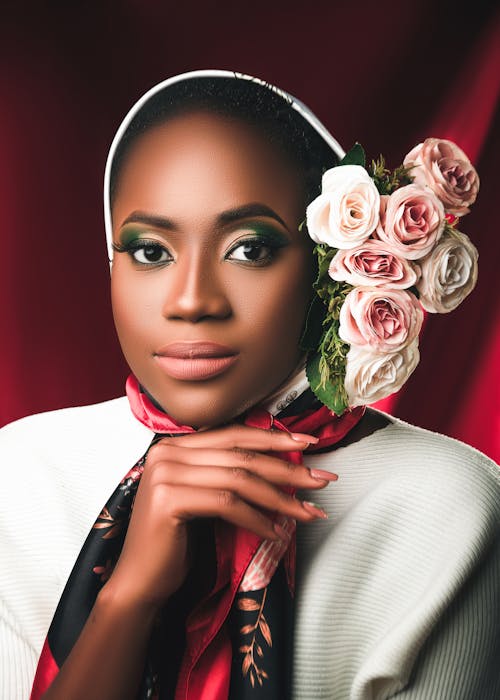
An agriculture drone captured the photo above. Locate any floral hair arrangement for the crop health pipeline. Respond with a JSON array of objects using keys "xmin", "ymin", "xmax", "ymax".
[{"xmin": 300, "ymin": 138, "xmax": 480, "ymax": 414}]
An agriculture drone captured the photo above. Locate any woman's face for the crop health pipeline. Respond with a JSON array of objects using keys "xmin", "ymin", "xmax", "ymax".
[{"xmin": 111, "ymin": 111, "xmax": 315, "ymax": 427}]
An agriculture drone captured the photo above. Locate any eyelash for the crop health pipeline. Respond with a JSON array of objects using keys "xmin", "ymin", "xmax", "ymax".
[
  {"xmin": 111, "ymin": 234, "xmax": 286, "ymax": 267},
  {"xmin": 225, "ymin": 236, "xmax": 286, "ymax": 266},
  {"xmin": 112, "ymin": 239, "xmax": 173, "ymax": 266}
]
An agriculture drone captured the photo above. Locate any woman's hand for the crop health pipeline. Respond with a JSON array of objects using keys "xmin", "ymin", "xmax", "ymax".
[
  {"xmin": 104, "ymin": 425, "xmax": 337, "ymax": 610},
  {"xmin": 43, "ymin": 429, "xmax": 337, "ymax": 700}
]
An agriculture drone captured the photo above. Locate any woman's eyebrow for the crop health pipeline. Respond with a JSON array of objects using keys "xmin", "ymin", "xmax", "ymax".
[
  {"xmin": 120, "ymin": 203, "xmax": 291, "ymax": 233},
  {"xmin": 120, "ymin": 211, "xmax": 177, "ymax": 230},
  {"xmin": 218, "ymin": 203, "xmax": 291, "ymax": 232}
]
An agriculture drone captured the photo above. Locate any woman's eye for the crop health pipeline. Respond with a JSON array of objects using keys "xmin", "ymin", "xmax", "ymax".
[
  {"xmin": 112, "ymin": 239, "xmax": 173, "ymax": 265},
  {"xmin": 131, "ymin": 243, "xmax": 171, "ymax": 264},
  {"xmin": 227, "ymin": 240, "xmax": 274, "ymax": 263}
]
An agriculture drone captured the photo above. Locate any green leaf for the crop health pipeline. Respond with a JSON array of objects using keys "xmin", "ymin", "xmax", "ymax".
[
  {"xmin": 306, "ymin": 353, "xmax": 349, "ymax": 415},
  {"xmin": 339, "ymin": 143, "xmax": 366, "ymax": 168},
  {"xmin": 314, "ymin": 245, "xmax": 337, "ymax": 288},
  {"xmin": 300, "ymin": 296, "xmax": 327, "ymax": 352}
]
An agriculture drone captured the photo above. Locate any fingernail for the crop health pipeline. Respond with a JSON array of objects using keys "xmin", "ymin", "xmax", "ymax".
[
  {"xmin": 290, "ymin": 433, "xmax": 319, "ymax": 444},
  {"xmin": 302, "ymin": 501, "xmax": 328, "ymax": 519},
  {"xmin": 310, "ymin": 469, "xmax": 338, "ymax": 482},
  {"xmin": 274, "ymin": 523, "xmax": 291, "ymax": 542}
]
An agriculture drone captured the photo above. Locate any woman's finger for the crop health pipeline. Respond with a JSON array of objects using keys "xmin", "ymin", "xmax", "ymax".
[
  {"xmin": 147, "ymin": 443, "xmax": 337, "ymax": 489},
  {"xmin": 154, "ymin": 483, "xmax": 287, "ymax": 542},
  {"xmin": 147, "ymin": 461, "xmax": 328, "ymax": 522},
  {"xmin": 155, "ymin": 424, "xmax": 319, "ymax": 452}
]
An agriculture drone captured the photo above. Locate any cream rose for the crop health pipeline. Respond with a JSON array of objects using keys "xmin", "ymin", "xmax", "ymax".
[
  {"xmin": 329, "ymin": 239, "xmax": 418, "ymax": 289},
  {"xmin": 344, "ymin": 339, "xmax": 420, "ymax": 406},
  {"xmin": 339, "ymin": 287, "xmax": 424, "ymax": 353},
  {"xmin": 376, "ymin": 184, "xmax": 445, "ymax": 260},
  {"xmin": 404, "ymin": 138, "xmax": 479, "ymax": 216},
  {"xmin": 306, "ymin": 165, "xmax": 380, "ymax": 248},
  {"xmin": 416, "ymin": 228, "xmax": 478, "ymax": 313}
]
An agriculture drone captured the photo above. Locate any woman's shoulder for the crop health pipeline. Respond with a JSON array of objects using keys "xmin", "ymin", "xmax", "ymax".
[
  {"xmin": 372, "ymin": 408, "xmax": 498, "ymax": 482},
  {"xmin": 340, "ymin": 406, "xmax": 498, "ymax": 473},
  {"xmin": 310, "ymin": 407, "xmax": 500, "ymax": 522},
  {"xmin": 1, "ymin": 395, "xmax": 136, "ymax": 442},
  {"xmin": 0, "ymin": 396, "xmax": 154, "ymax": 509},
  {"xmin": 0, "ymin": 396, "xmax": 154, "ymax": 457}
]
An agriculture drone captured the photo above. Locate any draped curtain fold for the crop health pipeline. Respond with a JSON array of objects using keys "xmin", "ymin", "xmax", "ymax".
[{"xmin": 0, "ymin": 0, "xmax": 498, "ymax": 461}]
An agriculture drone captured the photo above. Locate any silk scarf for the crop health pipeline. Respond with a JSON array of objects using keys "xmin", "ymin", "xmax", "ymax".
[{"xmin": 31, "ymin": 375, "xmax": 364, "ymax": 699}]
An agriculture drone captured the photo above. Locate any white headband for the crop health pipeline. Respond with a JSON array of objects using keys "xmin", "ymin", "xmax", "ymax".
[{"xmin": 103, "ymin": 69, "xmax": 345, "ymax": 264}]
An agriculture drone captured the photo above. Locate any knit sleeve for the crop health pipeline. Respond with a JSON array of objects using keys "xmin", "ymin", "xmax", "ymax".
[
  {"xmin": 294, "ymin": 420, "xmax": 500, "ymax": 700},
  {"xmin": 378, "ymin": 530, "xmax": 500, "ymax": 699},
  {"xmin": 0, "ymin": 603, "xmax": 38, "ymax": 700}
]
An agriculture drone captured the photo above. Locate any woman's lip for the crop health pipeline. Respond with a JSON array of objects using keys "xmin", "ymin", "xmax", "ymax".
[
  {"xmin": 155, "ymin": 341, "xmax": 237, "ymax": 359},
  {"xmin": 154, "ymin": 355, "xmax": 238, "ymax": 381}
]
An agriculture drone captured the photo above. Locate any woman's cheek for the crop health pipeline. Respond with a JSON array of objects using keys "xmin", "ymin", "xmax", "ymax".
[{"xmin": 111, "ymin": 273, "xmax": 151, "ymax": 355}]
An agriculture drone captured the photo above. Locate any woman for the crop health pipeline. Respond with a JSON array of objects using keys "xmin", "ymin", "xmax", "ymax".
[{"xmin": 1, "ymin": 70, "xmax": 499, "ymax": 700}]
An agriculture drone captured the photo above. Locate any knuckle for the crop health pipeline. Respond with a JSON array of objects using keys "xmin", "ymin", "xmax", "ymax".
[
  {"xmin": 217, "ymin": 490, "xmax": 237, "ymax": 509},
  {"xmin": 146, "ymin": 441, "xmax": 172, "ymax": 463},
  {"xmin": 145, "ymin": 443, "xmax": 161, "ymax": 463},
  {"xmin": 150, "ymin": 461, "xmax": 174, "ymax": 484},
  {"xmin": 149, "ymin": 483, "xmax": 175, "ymax": 511},
  {"xmin": 155, "ymin": 436, "xmax": 175, "ymax": 449},
  {"xmin": 230, "ymin": 467, "xmax": 248, "ymax": 481},
  {"xmin": 233, "ymin": 448, "xmax": 256, "ymax": 465}
]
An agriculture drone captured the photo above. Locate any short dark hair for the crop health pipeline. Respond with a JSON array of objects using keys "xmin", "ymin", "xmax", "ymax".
[{"xmin": 109, "ymin": 76, "xmax": 339, "ymax": 207}]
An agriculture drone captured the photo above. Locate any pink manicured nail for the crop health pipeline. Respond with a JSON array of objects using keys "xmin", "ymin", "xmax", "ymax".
[
  {"xmin": 310, "ymin": 469, "xmax": 338, "ymax": 482},
  {"xmin": 274, "ymin": 523, "xmax": 291, "ymax": 542},
  {"xmin": 302, "ymin": 501, "xmax": 328, "ymax": 519},
  {"xmin": 290, "ymin": 433, "xmax": 319, "ymax": 444}
]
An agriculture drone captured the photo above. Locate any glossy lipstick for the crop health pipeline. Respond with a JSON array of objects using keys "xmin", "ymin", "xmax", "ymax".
[{"xmin": 154, "ymin": 342, "xmax": 238, "ymax": 381}]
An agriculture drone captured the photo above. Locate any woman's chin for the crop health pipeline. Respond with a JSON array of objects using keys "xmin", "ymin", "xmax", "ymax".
[
  {"xmin": 159, "ymin": 405, "xmax": 244, "ymax": 431},
  {"xmin": 136, "ymin": 357, "xmax": 304, "ymax": 429},
  {"xmin": 146, "ymin": 386, "xmax": 270, "ymax": 431}
]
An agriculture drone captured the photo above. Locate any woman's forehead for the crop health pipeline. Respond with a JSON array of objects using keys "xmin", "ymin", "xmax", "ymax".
[
  {"xmin": 111, "ymin": 112, "xmax": 307, "ymax": 229},
  {"xmin": 118, "ymin": 109, "xmax": 300, "ymax": 166}
]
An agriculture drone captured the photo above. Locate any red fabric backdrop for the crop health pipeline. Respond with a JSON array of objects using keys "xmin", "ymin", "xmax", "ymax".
[{"xmin": 1, "ymin": 1, "xmax": 498, "ymax": 461}]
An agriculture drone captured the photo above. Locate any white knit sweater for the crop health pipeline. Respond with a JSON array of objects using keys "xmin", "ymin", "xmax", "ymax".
[{"xmin": 1, "ymin": 396, "xmax": 499, "ymax": 699}]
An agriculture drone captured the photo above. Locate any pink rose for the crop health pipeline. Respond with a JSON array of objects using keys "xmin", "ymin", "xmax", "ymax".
[
  {"xmin": 417, "ymin": 228, "xmax": 478, "ymax": 313},
  {"xmin": 404, "ymin": 138, "xmax": 479, "ymax": 216},
  {"xmin": 376, "ymin": 184, "xmax": 445, "ymax": 260},
  {"xmin": 339, "ymin": 287, "xmax": 424, "ymax": 353},
  {"xmin": 344, "ymin": 340, "xmax": 420, "ymax": 406},
  {"xmin": 306, "ymin": 165, "xmax": 380, "ymax": 248},
  {"xmin": 329, "ymin": 239, "xmax": 418, "ymax": 289}
]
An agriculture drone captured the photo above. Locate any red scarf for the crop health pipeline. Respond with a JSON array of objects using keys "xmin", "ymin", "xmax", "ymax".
[{"xmin": 31, "ymin": 376, "xmax": 364, "ymax": 699}]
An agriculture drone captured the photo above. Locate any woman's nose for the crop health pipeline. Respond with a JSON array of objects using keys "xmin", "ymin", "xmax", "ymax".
[{"xmin": 161, "ymin": 251, "xmax": 232, "ymax": 323}]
